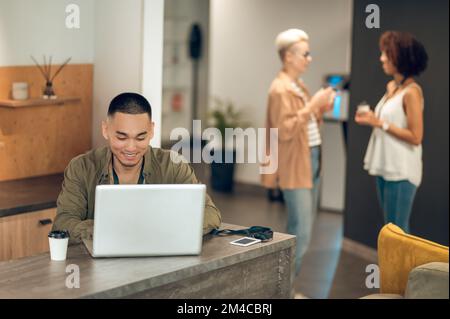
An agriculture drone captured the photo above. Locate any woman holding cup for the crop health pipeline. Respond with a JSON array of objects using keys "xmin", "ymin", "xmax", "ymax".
[
  {"xmin": 262, "ymin": 29, "xmax": 335, "ymax": 276},
  {"xmin": 355, "ymin": 31, "xmax": 428, "ymax": 233}
]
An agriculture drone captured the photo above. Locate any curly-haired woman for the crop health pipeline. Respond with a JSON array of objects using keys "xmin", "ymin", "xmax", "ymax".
[{"xmin": 355, "ymin": 31, "xmax": 428, "ymax": 233}]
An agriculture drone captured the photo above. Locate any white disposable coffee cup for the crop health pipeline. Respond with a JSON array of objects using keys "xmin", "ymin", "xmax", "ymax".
[
  {"xmin": 48, "ymin": 230, "xmax": 70, "ymax": 261},
  {"xmin": 357, "ymin": 104, "xmax": 370, "ymax": 114}
]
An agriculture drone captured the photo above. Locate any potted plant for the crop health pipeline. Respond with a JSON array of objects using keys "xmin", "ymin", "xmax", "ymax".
[{"xmin": 207, "ymin": 97, "xmax": 249, "ymax": 192}]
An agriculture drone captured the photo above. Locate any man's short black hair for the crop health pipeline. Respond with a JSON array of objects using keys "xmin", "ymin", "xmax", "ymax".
[{"xmin": 108, "ymin": 92, "xmax": 152, "ymax": 119}]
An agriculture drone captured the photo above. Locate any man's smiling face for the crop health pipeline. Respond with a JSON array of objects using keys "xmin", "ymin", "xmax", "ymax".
[{"xmin": 102, "ymin": 112, "xmax": 154, "ymax": 168}]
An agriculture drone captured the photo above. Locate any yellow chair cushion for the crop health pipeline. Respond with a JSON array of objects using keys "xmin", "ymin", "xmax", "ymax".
[{"xmin": 378, "ymin": 223, "xmax": 449, "ymax": 295}]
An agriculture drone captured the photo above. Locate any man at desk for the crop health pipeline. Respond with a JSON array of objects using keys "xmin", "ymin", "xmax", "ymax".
[{"xmin": 53, "ymin": 92, "xmax": 222, "ymax": 244}]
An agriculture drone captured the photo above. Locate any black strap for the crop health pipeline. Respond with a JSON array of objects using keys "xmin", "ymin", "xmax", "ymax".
[{"xmin": 210, "ymin": 226, "xmax": 273, "ymax": 242}]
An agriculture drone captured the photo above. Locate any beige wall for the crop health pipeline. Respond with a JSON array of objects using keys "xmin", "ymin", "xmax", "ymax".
[
  {"xmin": 0, "ymin": 0, "xmax": 94, "ymax": 66},
  {"xmin": 92, "ymin": 0, "xmax": 164, "ymax": 148}
]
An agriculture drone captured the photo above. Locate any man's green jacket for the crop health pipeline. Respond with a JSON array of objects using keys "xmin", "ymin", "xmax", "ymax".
[{"xmin": 52, "ymin": 146, "xmax": 222, "ymax": 244}]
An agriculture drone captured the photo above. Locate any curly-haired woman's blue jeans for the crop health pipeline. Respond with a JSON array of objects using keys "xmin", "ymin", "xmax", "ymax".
[
  {"xmin": 375, "ymin": 176, "xmax": 417, "ymax": 233},
  {"xmin": 282, "ymin": 146, "xmax": 321, "ymax": 276}
]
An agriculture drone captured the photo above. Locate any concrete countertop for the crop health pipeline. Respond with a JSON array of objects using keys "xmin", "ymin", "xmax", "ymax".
[{"xmin": 0, "ymin": 223, "xmax": 295, "ymax": 299}]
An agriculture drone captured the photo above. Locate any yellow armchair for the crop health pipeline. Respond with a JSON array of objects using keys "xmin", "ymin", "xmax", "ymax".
[{"xmin": 378, "ymin": 223, "xmax": 449, "ymax": 296}]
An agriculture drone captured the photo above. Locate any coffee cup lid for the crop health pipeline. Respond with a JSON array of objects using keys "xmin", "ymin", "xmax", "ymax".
[{"xmin": 48, "ymin": 230, "xmax": 70, "ymax": 239}]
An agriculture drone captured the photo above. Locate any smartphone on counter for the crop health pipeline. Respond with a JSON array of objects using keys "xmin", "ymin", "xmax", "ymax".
[{"xmin": 229, "ymin": 237, "xmax": 261, "ymax": 247}]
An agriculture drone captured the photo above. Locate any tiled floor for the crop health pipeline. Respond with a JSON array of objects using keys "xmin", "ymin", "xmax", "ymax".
[
  {"xmin": 328, "ymin": 250, "xmax": 378, "ymax": 299},
  {"xmin": 193, "ymin": 163, "xmax": 376, "ymax": 299}
]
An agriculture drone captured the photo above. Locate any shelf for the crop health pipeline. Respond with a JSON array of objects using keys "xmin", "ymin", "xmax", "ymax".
[{"xmin": 0, "ymin": 96, "xmax": 81, "ymax": 108}]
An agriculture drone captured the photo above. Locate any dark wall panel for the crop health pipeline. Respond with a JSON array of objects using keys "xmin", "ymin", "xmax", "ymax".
[{"xmin": 345, "ymin": 0, "xmax": 449, "ymax": 248}]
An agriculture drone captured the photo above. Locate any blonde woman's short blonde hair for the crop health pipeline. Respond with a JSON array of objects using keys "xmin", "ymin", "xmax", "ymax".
[{"xmin": 275, "ymin": 28, "xmax": 309, "ymax": 61}]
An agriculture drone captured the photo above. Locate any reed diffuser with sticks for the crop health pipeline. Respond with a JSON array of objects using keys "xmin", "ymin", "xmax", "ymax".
[{"xmin": 30, "ymin": 55, "xmax": 71, "ymax": 99}]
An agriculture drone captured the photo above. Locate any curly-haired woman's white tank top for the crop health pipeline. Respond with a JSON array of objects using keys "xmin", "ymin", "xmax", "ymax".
[{"xmin": 363, "ymin": 83, "xmax": 423, "ymax": 186}]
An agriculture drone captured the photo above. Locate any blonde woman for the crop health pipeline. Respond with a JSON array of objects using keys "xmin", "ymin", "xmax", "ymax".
[{"xmin": 262, "ymin": 29, "xmax": 335, "ymax": 275}]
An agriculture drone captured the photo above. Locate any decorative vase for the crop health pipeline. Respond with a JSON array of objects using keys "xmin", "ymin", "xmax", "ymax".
[
  {"xmin": 31, "ymin": 55, "xmax": 71, "ymax": 99},
  {"xmin": 43, "ymin": 81, "xmax": 56, "ymax": 99}
]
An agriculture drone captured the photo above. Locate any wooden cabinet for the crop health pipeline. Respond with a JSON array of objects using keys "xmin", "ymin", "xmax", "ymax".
[{"xmin": 0, "ymin": 208, "xmax": 56, "ymax": 261}]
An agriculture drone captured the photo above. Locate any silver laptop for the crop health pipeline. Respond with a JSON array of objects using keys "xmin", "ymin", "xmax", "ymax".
[{"xmin": 83, "ymin": 184, "xmax": 206, "ymax": 257}]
